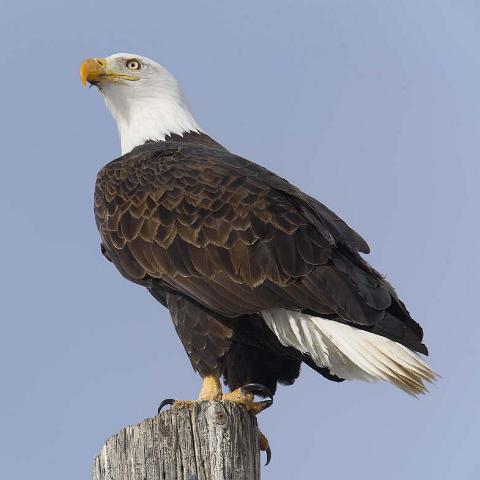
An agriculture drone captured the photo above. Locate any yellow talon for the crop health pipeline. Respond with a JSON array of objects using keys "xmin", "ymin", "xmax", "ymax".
[
  {"xmin": 222, "ymin": 383, "xmax": 273, "ymax": 415},
  {"xmin": 222, "ymin": 388, "xmax": 270, "ymax": 415}
]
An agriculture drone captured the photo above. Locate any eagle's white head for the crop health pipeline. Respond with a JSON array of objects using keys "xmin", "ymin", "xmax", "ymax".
[{"xmin": 80, "ymin": 53, "xmax": 202, "ymax": 154}]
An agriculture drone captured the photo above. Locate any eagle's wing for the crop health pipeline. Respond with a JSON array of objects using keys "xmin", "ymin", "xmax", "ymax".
[{"xmin": 95, "ymin": 142, "xmax": 425, "ymax": 354}]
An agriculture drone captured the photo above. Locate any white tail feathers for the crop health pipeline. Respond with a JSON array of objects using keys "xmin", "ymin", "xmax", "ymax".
[{"xmin": 262, "ymin": 308, "xmax": 437, "ymax": 396}]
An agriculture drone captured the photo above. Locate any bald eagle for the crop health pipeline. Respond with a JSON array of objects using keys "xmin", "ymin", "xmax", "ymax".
[{"xmin": 81, "ymin": 53, "xmax": 436, "ymax": 457}]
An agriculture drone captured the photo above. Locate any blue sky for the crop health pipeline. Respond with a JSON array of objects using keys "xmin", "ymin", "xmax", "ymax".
[{"xmin": 1, "ymin": 1, "xmax": 479, "ymax": 478}]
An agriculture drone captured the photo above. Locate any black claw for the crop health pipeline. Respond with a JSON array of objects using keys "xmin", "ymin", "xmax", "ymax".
[
  {"xmin": 265, "ymin": 446, "xmax": 272, "ymax": 466},
  {"xmin": 157, "ymin": 398, "xmax": 175, "ymax": 414},
  {"xmin": 257, "ymin": 399, "xmax": 273, "ymax": 411},
  {"xmin": 240, "ymin": 383, "xmax": 273, "ymax": 400}
]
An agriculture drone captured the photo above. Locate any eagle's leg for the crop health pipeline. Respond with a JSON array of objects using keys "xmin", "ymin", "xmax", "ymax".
[{"xmin": 198, "ymin": 374, "xmax": 223, "ymax": 400}]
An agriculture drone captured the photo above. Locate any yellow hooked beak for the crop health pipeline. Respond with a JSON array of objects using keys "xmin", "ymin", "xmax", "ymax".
[{"xmin": 80, "ymin": 57, "xmax": 140, "ymax": 86}]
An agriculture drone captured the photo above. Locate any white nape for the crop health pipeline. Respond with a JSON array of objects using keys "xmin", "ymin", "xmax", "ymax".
[{"xmin": 262, "ymin": 308, "xmax": 437, "ymax": 396}]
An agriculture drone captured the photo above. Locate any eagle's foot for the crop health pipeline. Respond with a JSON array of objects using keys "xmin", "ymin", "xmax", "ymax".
[
  {"xmin": 157, "ymin": 379, "xmax": 273, "ymax": 416},
  {"xmin": 259, "ymin": 430, "xmax": 272, "ymax": 466},
  {"xmin": 222, "ymin": 383, "xmax": 273, "ymax": 415}
]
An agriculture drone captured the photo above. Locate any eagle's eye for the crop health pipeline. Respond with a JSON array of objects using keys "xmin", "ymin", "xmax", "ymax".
[{"xmin": 126, "ymin": 59, "xmax": 141, "ymax": 71}]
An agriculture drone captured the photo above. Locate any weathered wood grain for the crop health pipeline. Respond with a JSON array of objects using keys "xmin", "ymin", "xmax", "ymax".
[{"xmin": 92, "ymin": 401, "xmax": 260, "ymax": 480}]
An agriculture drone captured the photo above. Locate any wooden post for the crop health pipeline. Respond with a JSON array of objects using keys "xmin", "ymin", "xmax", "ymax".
[{"xmin": 92, "ymin": 401, "xmax": 261, "ymax": 480}]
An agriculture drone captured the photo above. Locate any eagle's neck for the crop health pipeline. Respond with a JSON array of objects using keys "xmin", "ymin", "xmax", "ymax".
[{"xmin": 103, "ymin": 87, "xmax": 202, "ymax": 155}]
